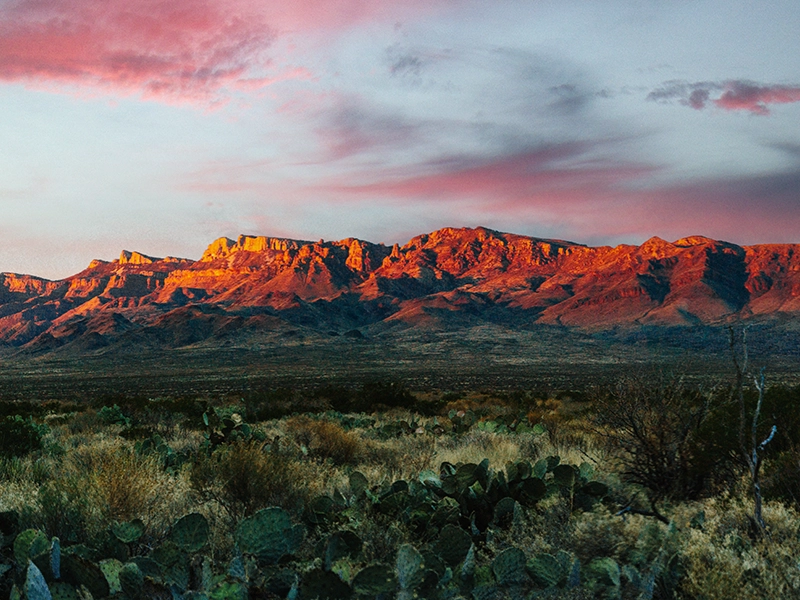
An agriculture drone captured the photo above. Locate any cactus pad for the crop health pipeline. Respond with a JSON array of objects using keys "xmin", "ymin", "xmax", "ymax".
[
  {"xmin": 235, "ymin": 507, "xmax": 304, "ymax": 565},
  {"xmin": 47, "ymin": 583, "xmax": 80, "ymax": 600},
  {"xmin": 586, "ymin": 557, "xmax": 621, "ymax": 588},
  {"xmin": 352, "ymin": 564, "xmax": 396, "ymax": 596},
  {"xmin": 119, "ymin": 562, "xmax": 144, "ymax": 598},
  {"xmin": 111, "ymin": 519, "xmax": 145, "ymax": 544},
  {"xmin": 515, "ymin": 477, "xmax": 546, "ymax": 506},
  {"xmin": 99, "ymin": 559, "xmax": 124, "ymax": 595},
  {"xmin": 61, "ymin": 554, "xmax": 110, "ymax": 600},
  {"xmin": 324, "ymin": 531, "xmax": 363, "ymax": 570},
  {"xmin": 527, "ymin": 553, "xmax": 565, "ymax": 588},
  {"xmin": 492, "ymin": 547, "xmax": 529, "ymax": 587},
  {"xmin": 14, "ymin": 529, "xmax": 49, "ymax": 565},
  {"xmin": 208, "ymin": 580, "xmax": 248, "ymax": 600},
  {"xmin": 348, "ymin": 471, "xmax": 368, "ymax": 498},
  {"xmin": 169, "ymin": 513, "xmax": 209, "ymax": 553},
  {"xmin": 395, "ymin": 544, "xmax": 424, "ymax": 591},
  {"xmin": 552, "ymin": 465, "xmax": 577, "ymax": 489},
  {"xmin": 25, "ymin": 561, "xmax": 52, "ymax": 600},
  {"xmin": 432, "ymin": 524, "xmax": 472, "ymax": 567}
]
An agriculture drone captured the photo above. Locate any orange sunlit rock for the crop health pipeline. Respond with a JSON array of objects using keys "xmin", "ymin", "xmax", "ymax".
[{"xmin": 1, "ymin": 226, "xmax": 799, "ymax": 350}]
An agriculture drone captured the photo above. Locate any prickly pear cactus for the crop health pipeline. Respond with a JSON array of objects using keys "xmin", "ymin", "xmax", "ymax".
[
  {"xmin": 586, "ymin": 556, "xmax": 621, "ymax": 594},
  {"xmin": 14, "ymin": 529, "xmax": 49, "ymax": 565},
  {"xmin": 298, "ymin": 568, "xmax": 351, "ymax": 600},
  {"xmin": 150, "ymin": 541, "xmax": 190, "ymax": 590},
  {"xmin": 515, "ymin": 476, "xmax": 546, "ymax": 506},
  {"xmin": 47, "ymin": 582, "xmax": 80, "ymax": 600},
  {"xmin": 395, "ymin": 543, "xmax": 425, "ymax": 593},
  {"xmin": 324, "ymin": 531, "xmax": 362, "ymax": 570},
  {"xmin": 527, "ymin": 553, "xmax": 566, "ymax": 588},
  {"xmin": 111, "ymin": 519, "xmax": 145, "ymax": 544},
  {"xmin": 50, "ymin": 538, "xmax": 61, "ymax": 580},
  {"xmin": 351, "ymin": 564, "xmax": 396, "ymax": 596},
  {"xmin": 25, "ymin": 560, "xmax": 52, "ymax": 600},
  {"xmin": 99, "ymin": 558, "xmax": 124, "ymax": 595},
  {"xmin": 235, "ymin": 507, "xmax": 304, "ymax": 564},
  {"xmin": 208, "ymin": 579, "xmax": 249, "ymax": 600},
  {"xmin": 432, "ymin": 524, "xmax": 472, "ymax": 567},
  {"xmin": 60, "ymin": 554, "xmax": 110, "ymax": 600},
  {"xmin": 552, "ymin": 464, "xmax": 577, "ymax": 489},
  {"xmin": 169, "ymin": 513, "xmax": 209, "ymax": 553},
  {"xmin": 492, "ymin": 547, "xmax": 529, "ymax": 587},
  {"xmin": 119, "ymin": 562, "xmax": 144, "ymax": 599},
  {"xmin": 460, "ymin": 543, "xmax": 476, "ymax": 583},
  {"xmin": 348, "ymin": 471, "xmax": 368, "ymax": 499}
]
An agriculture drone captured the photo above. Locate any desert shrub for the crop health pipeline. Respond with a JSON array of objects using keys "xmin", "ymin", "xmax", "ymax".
[
  {"xmin": 753, "ymin": 385, "xmax": 800, "ymax": 505},
  {"xmin": 190, "ymin": 440, "xmax": 313, "ymax": 521},
  {"xmin": 592, "ymin": 375, "xmax": 734, "ymax": 501},
  {"xmin": 37, "ymin": 441, "xmax": 167, "ymax": 541},
  {"xmin": 97, "ymin": 403, "xmax": 131, "ymax": 427},
  {"xmin": 285, "ymin": 415, "xmax": 363, "ymax": 465},
  {"xmin": 0, "ymin": 415, "xmax": 49, "ymax": 458},
  {"xmin": 763, "ymin": 446, "xmax": 800, "ymax": 505}
]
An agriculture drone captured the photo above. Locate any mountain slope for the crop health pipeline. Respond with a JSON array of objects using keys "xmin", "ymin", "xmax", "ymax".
[{"xmin": 2, "ymin": 227, "xmax": 799, "ymax": 352}]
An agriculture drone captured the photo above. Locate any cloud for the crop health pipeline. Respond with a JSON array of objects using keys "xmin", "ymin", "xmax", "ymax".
[
  {"xmin": 312, "ymin": 93, "xmax": 424, "ymax": 161},
  {"xmin": 0, "ymin": 0, "xmax": 444, "ymax": 105},
  {"xmin": 648, "ymin": 79, "xmax": 800, "ymax": 115},
  {"xmin": 328, "ymin": 141, "xmax": 657, "ymax": 206},
  {"xmin": 715, "ymin": 81, "xmax": 800, "ymax": 115}
]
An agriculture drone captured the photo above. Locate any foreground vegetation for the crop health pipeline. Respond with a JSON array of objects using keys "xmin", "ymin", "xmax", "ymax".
[{"xmin": 0, "ymin": 377, "xmax": 799, "ymax": 599}]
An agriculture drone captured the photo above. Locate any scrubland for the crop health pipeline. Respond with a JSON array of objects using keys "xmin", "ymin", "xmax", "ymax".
[{"xmin": 0, "ymin": 377, "xmax": 799, "ymax": 599}]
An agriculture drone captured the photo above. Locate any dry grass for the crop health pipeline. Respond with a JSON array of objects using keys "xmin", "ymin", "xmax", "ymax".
[
  {"xmin": 33, "ymin": 436, "xmax": 191, "ymax": 542},
  {"xmin": 432, "ymin": 430, "xmax": 527, "ymax": 468},
  {"xmin": 675, "ymin": 494, "xmax": 800, "ymax": 599}
]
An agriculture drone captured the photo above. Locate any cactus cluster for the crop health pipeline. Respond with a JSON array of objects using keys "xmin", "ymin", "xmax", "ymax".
[
  {"xmin": 201, "ymin": 409, "xmax": 261, "ymax": 452},
  {"xmin": 0, "ymin": 512, "xmax": 244, "ymax": 600},
  {"xmin": 0, "ymin": 444, "xmax": 673, "ymax": 600}
]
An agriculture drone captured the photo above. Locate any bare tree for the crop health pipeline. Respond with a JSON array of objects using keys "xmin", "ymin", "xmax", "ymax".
[
  {"xmin": 592, "ymin": 373, "xmax": 716, "ymax": 504},
  {"xmin": 728, "ymin": 325, "xmax": 777, "ymax": 532}
]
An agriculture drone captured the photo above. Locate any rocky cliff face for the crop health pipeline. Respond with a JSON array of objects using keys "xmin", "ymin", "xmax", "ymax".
[{"xmin": 2, "ymin": 227, "xmax": 799, "ymax": 351}]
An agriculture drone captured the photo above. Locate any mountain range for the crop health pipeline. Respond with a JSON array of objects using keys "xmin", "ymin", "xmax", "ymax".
[{"xmin": 2, "ymin": 226, "xmax": 799, "ymax": 354}]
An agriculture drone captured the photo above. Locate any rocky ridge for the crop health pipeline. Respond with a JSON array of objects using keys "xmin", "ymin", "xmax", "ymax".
[{"xmin": 2, "ymin": 227, "xmax": 799, "ymax": 352}]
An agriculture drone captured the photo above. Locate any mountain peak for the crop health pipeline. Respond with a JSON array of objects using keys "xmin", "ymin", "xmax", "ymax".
[
  {"xmin": 119, "ymin": 250, "xmax": 159, "ymax": 265},
  {"xmin": 200, "ymin": 235, "xmax": 309, "ymax": 262},
  {"xmin": 673, "ymin": 235, "xmax": 719, "ymax": 247}
]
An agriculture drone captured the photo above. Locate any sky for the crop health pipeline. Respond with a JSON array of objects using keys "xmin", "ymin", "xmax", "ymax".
[{"xmin": 2, "ymin": 0, "xmax": 800, "ymax": 279}]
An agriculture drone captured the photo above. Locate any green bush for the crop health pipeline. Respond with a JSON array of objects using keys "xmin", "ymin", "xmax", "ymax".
[
  {"xmin": 0, "ymin": 415, "xmax": 49, "ymax": 458},
  {"xmin": 97, "ymin": 404, "xmax": 130, "ymax": 427}
]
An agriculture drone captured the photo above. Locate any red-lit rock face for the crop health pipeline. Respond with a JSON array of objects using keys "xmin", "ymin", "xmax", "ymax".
[{"xmin": 1, "ymin": 227, "xmax": 799, "ymax": 349}]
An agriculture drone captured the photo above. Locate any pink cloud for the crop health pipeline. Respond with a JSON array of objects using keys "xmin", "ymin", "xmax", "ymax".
[
  {"xmin": 329, "ymin": 145, "xmax": 656, "ymax": 204},
  {"xmin": 649, "ymin": 79, "xmax": 800, "ymax": 115},
  {"xmin": 0, "ymin": 0, "xmax": 442, "ymax": 105},
  {"xmin": 714, "ymin": 81, "xmax": 800, "ymax": 115}
]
